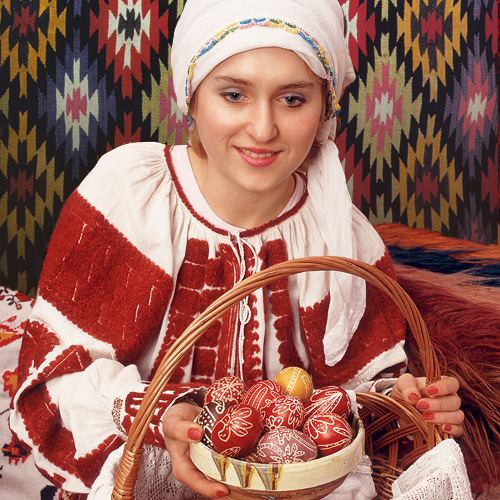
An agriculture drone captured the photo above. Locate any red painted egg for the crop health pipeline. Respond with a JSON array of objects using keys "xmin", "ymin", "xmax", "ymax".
[
  {"xmin": 211, "ymin": 404, "xmax": 263, "ymax": 458},
  {"xmin": 195, "ymin": 400, "xmax": 232, "ymax": 449},
  {"xmin": 304, "ymin": 386, "xmax": 351, "ymax": 420},
  {"xmin": 303, "ymin": 413, "xmax": 352, "ymax": 456},
  {"xmin": 204, "ymin": 376, "xmax": 246, "ymax": 406},
  {"xmin": 241, "ymin": 380, "xmax": 284, "ymax": 416},
  {"xmin": 257, "ymin": 427, "xmax": 318, "ymax": 464},
  {"xmin": 262, "ymin": 395, "xmax": 305, "ymax": 431},
  {"xmin": 273, "ymin": 366, "xmax": 314, "ymax": 403}
]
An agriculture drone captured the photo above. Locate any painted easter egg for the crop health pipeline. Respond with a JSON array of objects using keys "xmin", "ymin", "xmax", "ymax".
[
  {"xmin": 273, "ymin": 366, "xmax": 314, "ymax": 403},
  {"xmin": 303, "ymin": 413, "xmax": 352, "ymax": 456},
  {"xmin": 262, "ymin": 395, "xmax": 305, "ymax": 431},
  {"xmin": 211, "ymin": 403, "xmax": 263, "ymax": 458},
  {"xmin": 304, "ymin": 385, "xmax": 351, "ymax": 420},
  {"xmin": 241, "ymin": 380, "xmax": 284, "ymax": 417},
  {"xmin": 195, "ymin": 400, "xmax": 232, "ymax": 449},
  {"xmin": 203, "ymin": 376, "xmax": 246, "ymax": 406},
  {"xmin": 257, "ymin": 427, "xmax": 318, "ymax": 464}
]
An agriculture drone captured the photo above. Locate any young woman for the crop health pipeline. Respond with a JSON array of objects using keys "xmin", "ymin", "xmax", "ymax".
[{"xmin": 10, "ymin": 1, "xmax": 463, "ymax": 498}]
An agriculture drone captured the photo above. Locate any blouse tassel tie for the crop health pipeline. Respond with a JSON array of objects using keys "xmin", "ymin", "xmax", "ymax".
[{"xmin": 231, "ymin": 232, "xmax": 259, "ymax": 378}]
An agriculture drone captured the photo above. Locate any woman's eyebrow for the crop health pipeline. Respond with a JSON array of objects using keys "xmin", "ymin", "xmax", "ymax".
[
  {"xmin": 213, "ymin": 76, "xmax": 316, "ymax": 90},
  {"xmin": 278, "ymin": 81, "xmax": 316, "ymax": 90},
  {"xmin": 214, "ymin": 75, "xmax": 253, "ymax": 86}
]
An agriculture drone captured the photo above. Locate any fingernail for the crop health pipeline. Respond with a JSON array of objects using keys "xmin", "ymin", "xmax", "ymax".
[
  {"xmin": 408, "ymin": 393, "xmax": 420, "ymax": 401},
  {"xmin": 427, "ymin": 386, "xmax": 438, "ymax": 395},
  {"xmin": 422, "ymin": 412, "xmax": 435, "ymax": 421},
  {"xmin": 216, "ymin": 489, "xmax": 228, "ymax": 497},
  {"xmin": 417, "ymin": 400, "xmax": 430, "ymax": 410},
  {"xmin": 443, "ymin": 424, "xmax": 452, "ymax": 432},
  {"xmin": 187, "ymin": 427, "xmax": 203, "ymax": 441}
]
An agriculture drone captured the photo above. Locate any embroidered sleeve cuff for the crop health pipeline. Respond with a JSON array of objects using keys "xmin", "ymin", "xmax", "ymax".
[{"xmin": 121, "ymin": 382, "xmax": 207, "ymax": 448}]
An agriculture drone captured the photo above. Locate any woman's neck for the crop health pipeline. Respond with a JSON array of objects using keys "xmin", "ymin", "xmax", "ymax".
[{"xmin": 188, "ymin": 149, "xmax": 296, "ymax": 230}]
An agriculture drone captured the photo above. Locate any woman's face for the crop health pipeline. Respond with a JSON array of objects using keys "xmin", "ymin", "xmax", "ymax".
[{"xmin": 190, "ymin": 47, "xmax": 324, "ymax": 202}]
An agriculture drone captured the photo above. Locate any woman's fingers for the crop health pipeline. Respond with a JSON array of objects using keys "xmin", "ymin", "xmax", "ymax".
[
  {"xmin": 392, "ymin": 374, "xmax": 464, "ymax": 437},
  {"xmin": 391, "ymin": 373, "xmax": 423, "ymax": 403},
  {"xmin": 163, "ymin": 403, "xmax": 230, "ymax": 498},
  {"xmin": 416, "ymin": 393, "xmax": 462, "ymax": 413},
  {"xmin": 169, "ymin": 444, "xmax": 229, "ymax": 498},
  {"xmin": 422, "ymin": 376, "xmax": 460, "ymax": 398},
  {"xmin": 438, "ymin": 423, "xmax": 464, "ymax": 437},
  {"xmin": 392, "ymin": 374, "xmax": 461, "ymax": 403}
]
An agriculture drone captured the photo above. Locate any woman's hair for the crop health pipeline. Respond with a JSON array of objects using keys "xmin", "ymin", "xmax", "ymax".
[{"xmin": 188, "ymin": 75, "xmax": 330, "ymax": 170}]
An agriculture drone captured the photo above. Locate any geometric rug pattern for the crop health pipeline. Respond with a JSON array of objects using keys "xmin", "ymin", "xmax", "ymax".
[
  {"xmin": 337, "ymin": 0, "xmax": 498, "ymax": 242},
  {"xmin": 0, "ymin": 0, "xmax": 498, "ymax": 296}
]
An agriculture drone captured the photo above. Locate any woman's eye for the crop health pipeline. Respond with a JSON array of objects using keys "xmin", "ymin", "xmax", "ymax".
[
  {"xmin": 223, "ymin": 92, "xmax": 244, "ymax": 102},
  {"xmin": 281, "ymin": 95, "xmax": 305, "ymax": 107}
]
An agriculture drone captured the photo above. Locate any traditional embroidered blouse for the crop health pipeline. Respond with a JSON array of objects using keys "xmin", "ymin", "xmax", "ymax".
[{"xmin": 10, "ymin": 142, "xmax": 406, "ymax": 494}]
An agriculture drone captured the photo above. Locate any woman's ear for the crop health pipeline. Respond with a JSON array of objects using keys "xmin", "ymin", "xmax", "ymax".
[{"xmin": 189, "ymin": 91, "xmax": 197, "ymax": 121}]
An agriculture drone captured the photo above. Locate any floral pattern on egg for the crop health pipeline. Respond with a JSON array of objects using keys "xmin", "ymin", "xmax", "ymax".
[
  {"xmin": 204, "ymin": 376, "xmax": 246, "ymax": 406},
  {"xmin": 242, "ymin": 380, "xmax": 284, "ymax": 417},
  {"xmin": 303, "ymin": 413, "xmax": 352, "ymax": 456},
  {"xmin": 263, "ymin": 395, "xmax": 305, "ymax": 431},
  {"xmin": 257, "ymin": 427, "xmax": 318, "ymax": 464},
  {"xmin": 304, "ymin": 386, "xmax": 351, "ymax": 420},
  {"xmin": 211, "ymin": 403, "xmax": 263, "ymax": 458}
]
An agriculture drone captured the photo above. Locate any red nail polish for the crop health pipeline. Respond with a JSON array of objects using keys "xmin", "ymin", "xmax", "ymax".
[
  {"xmin": 187, "ymin": 427, "xmax": 202, "ymax": 441},
  {"xmin": 216, "ymin": 489, "xmax": 228, "ymax": 497},
  {"xmin": 408, "ymin": 393, "xmax": 420, "ymax": 401},
  {"xmin": 443, "ymin": 424, "xmax": 452, "ymax": 432},
  {"xmin": 422, "ymin": 412, "xmax": 435, "ymax": 421},
  {"xmin": 417, "ymin": 400, "xmax": 430, "ymax": 410},
  {"xmin": 427, "ymin": 386, "xmax": 438, "ymax": 395}
]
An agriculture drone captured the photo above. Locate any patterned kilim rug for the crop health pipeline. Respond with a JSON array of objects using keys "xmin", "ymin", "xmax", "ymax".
[
  {"xmin": 1, "ymin": 224, "xmax": 499, "ymax": 499},
  {"xmin": 1, "ymin": 0, "xmax": 498, "ymax": 298}
]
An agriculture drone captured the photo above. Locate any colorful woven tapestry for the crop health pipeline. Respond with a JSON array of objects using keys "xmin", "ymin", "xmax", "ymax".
[{"xmin": 0, "ymin": 0, "xmax": 498, "ymax": 296}]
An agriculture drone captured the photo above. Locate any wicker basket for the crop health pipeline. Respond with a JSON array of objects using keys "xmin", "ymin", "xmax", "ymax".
[{"xmin": 112, "ymin": 256, "xmax": 445, "ymax": 500}]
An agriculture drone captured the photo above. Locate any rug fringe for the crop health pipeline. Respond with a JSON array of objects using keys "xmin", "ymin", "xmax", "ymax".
[
  {"xmin": 376, "ymin": 223, "xmax": 500, "ymax": 262},
  {"xmin": 392, "ymin": 263, "xmax": 500, "ymax": 493}
]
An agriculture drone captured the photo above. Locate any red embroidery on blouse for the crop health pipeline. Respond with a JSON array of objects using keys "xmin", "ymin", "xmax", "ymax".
[
  {"xmin": 36, "ymin": 465, "xmax": 66, "ymax": 489},
  {"xmin": 18, "ymin": 324, "xmax": 92, "ymax": 394},
  {"xmin": 150, "ymin": 239, "xmax": 211, "ymax": 381},
  {"xmin": 122, "ymin": 384, "xmax": 204, "ymax": 448},
  {"xmin": 242, "ymin": 293, "xmax": 262, "ymax": 385},
  {"xmin": 302, "ymin": 249, "xmax": 406, "ymax": 387},
  {"xmin": 37, "ymin": 192, "xmax": 173, "ymax": 364},
  {"xmin": 264, "ymin": 240, "xmax": 303, "ymax": 368},
  {"xmin": 17, "ymin": 320, "xmax": 59, "ymax": 385},
  {"xmin": 151, "ymin": 240, "xmax": 240, "ymax": 383},
  {"xmin": 76, "ymin": 434, "xmax": 123, "ymax": 487},
  {"xmin": 192, "ymin": 347, "xmax": 217, "ymax": 380},
  {"xmin": 17, "ymin": 385, "xmax": 80, "ymax": 480}
]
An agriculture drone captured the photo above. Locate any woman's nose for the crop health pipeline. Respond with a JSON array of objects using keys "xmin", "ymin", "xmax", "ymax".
[{"xmin": 246, "ymin": 102, "xmax": 278, "ymax": 143}]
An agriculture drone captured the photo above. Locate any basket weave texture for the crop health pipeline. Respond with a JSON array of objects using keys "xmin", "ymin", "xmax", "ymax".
[{"xmin": 112, "ymin": 256, "xmax": 445, "ymax": 500}]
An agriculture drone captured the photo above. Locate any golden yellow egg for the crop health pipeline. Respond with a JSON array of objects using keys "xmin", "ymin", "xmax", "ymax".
[{"xmin": 273, "ymin": 366, "xmax": 314, "ymax": 403}]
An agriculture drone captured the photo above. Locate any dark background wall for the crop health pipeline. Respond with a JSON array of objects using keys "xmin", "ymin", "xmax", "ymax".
[{"xmin": 0, "ymin": 0, "xmax": 498, "ymax": 296}]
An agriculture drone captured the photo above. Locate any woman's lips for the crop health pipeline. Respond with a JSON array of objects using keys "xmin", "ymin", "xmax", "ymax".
[{"xmin": 237, "ymin": 147, "xmax": 280, "ymax": 167}]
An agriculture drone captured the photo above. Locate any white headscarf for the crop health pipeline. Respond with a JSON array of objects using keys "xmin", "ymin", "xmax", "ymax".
[
  {"xmin": 171, "ymin": 0, "xmax": 366, "ymax": 366},
  {"xmin": 172, "ymin": 0, "xmax": 355, "ymax": 140}
]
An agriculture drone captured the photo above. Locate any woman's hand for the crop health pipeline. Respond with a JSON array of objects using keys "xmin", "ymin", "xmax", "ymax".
[
  {"xmin": 391, "ymin": 373, "xmax": 464, "ymax": 437},
  {"xmin": 163, "ymin": 402, "xmax": 230, "ymax": 499}
]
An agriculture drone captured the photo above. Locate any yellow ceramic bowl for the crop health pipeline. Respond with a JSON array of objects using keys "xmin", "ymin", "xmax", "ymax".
[{"xmin": 189, "ymin": 414, "xmax": 364, "ymax": 500}]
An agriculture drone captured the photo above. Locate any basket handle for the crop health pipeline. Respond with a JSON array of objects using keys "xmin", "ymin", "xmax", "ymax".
[{"xmin": 112, "ymin": 256, "xmax": 440, "ymax": 499}]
